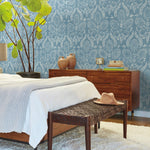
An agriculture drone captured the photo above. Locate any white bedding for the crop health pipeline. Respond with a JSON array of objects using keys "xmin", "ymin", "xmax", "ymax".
[{"xmin": 0, "ymin": 73, "xmax": 101, "ymax": 148}]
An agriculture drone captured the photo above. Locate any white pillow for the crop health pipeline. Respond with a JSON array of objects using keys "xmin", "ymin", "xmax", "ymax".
[{"xmin": 0, "ymin": 73, "xmax": 22, "ymax": 80}]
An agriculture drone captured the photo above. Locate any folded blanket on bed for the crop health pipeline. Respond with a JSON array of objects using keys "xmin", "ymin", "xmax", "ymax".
[{"xmin": 0, "ymin": 76, "xmax": 87, "ymax": 132}]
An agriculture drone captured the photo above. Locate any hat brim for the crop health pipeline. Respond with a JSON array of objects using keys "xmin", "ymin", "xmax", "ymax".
[{"xmin": 93, "ymin": 99, "xmax": 124, "ymax": 105}]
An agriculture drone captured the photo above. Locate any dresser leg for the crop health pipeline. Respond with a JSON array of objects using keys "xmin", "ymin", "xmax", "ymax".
[{"xmin": 131, "ymin": 110, "xmax": 134, "ymax": 119}]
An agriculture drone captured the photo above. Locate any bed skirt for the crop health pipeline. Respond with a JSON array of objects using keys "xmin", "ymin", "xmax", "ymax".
[{"xmin": 0, "ymin": 123, "xmax": 76, "ymax": 143}]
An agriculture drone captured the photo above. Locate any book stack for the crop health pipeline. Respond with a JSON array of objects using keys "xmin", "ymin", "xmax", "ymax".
[
  {"xmin": 104, "ymin": 67, "xmax": 128, "ymax": 71},
  {"xmin": 104, "ymin": 60, "xmax": 128, "ymax": 71}
]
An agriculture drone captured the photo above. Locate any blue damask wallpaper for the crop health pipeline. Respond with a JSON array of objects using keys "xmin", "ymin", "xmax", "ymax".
[{"xmin": 0, "ymin": 0, "xmax": 150, "ymax": 112}]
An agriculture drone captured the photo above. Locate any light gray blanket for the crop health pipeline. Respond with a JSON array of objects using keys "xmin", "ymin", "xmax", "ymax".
[{"xmin": 0, "ymin": 76, "xmax": 86, "ymax": 132}]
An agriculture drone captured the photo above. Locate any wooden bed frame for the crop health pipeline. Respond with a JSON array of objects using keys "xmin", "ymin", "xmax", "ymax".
[{"xmin": 0, "ymin": 122, "xmax": 76, "ymax": 143}]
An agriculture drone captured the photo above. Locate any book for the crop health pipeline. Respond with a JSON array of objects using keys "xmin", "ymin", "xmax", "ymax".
[
  {"xmin": 105, "ymin": 67, "xmax": 124, "ymax": 69},
  {"xmin": 108, "ymin": 64, "xmax": 124, "ymax": 67},
  {"xmin": 104, "ymin": 68, "xmax": 124, "ymax": 71},
  {"xmin": 103, "ymin": 67, "xmax": 128, "ymax": 71}
]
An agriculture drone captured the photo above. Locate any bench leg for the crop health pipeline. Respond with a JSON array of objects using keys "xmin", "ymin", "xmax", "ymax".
[
  {"xmin": 94, "ymin": 123, "xmax": 98, "ymax": 133},
  {"xmin": 85, "ymin": 116, "xmax": 91, "ymax": 150},
  {"xmin": 123, "ymin": 108, "xmax": 127, "ymax": 138},
  {"xmin": 48, "ymin": 112, "xmax": 53, "ymax": 150}
]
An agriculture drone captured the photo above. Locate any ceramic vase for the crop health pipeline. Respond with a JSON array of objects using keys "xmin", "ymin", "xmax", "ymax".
[
  {"xmin": 58, "ymin": 56, "xmax": 68, "ymax": 70},
  {"xmin": 67, "ymin": 53, "xmax": 76, "ymax": 69}
]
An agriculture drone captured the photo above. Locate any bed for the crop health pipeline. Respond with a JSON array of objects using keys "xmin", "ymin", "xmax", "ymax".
[{"xmin": 0, "ymin": 73, "xmax": 101, "ymax": 148}]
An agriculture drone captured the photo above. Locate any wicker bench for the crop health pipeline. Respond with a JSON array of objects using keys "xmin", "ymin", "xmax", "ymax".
[{"xmin": 48, "ymin": 99, "xmax": 128, "ymax": 150}]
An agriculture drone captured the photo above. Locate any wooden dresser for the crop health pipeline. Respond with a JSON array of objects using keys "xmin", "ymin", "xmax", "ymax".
[{"xmin": 49, "ymin": 69, "xmax": 140, "ymax": 112}]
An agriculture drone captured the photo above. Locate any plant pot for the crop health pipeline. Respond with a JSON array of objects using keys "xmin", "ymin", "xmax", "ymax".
[{"xmin": 17, "ymin": 72, "xmax": 41, "ymax": 78}]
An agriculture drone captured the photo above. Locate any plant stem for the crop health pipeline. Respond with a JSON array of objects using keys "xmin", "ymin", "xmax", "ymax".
[
  {"xmin": 32, "ymin": 22, "xmax": 37, "ymax": 72},
  {"xmin": 5, "ymin": 28, "xmax": 26, "ymax": 72},
  {"xmin": 12, "ymin": 27, "xmax": 26, "ymax": 71},
  {"xmin": 32, "ymin": 30, "xmax": 35, "ymax": 72},
  {"xmin": 15, "ymin": 26, "xmax": 32, "ymax": 72},
  {"xmin": 11, "ymin": 19, "xmax": 32, "ymax": 72},
  {"xmin": 18, "ymin": 51, "xmax": 26, "ymax": 72},
  {"xmin": 5, "ymin": 29, "xmax": 16, "ymax": 46},
  {"xmin": 10, "ymin": 0, "xmax": 31, "ymax": 72}
]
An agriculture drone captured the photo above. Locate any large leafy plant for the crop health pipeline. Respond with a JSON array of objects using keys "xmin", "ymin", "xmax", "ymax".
[{"xmin": 0, "ymin": 0, "xmax": 52, "ymax": 72}]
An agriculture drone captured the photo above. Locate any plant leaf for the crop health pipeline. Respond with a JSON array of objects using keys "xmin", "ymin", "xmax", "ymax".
[
  {"xmin": 0, "ymin": 17, "xmax": 6, "ymax": 31},
  {"xmin": 39, "ymin": 1, "xmax": 52, "ymax": 16},
  {"xmin": 2, "ymin": 10, "xmax": 12, "ymax": 22},
  {"xmin": 39, "ymin": 18, "xmax": 46, "ymax": 25},
  {"xmin": 35, "ymin": 13, "xmax": 43, "ymax": 21},
  {"xmin": 21, "ymin": 6, "xmax": 29, "ymax": 15},
  {"xmin": 12, "ymin": 46, "xmax": 18, "ymax": 58},
  {"xmin": 27, "ymin": 0, "xmax": 41, "ymax": 12},
  {"xmin": 36, "ymin": 26, "xmax": 42, "ymax": 32},
  {"xmin": 0, "ymin": 2, "xmax": 13, "ymax": 23},
  {"xmin": 22, "ymin": 13, "xmax": 31, "ymax": 21},
  {"xmin": 36, "ymin": 31, "xmax": 42, "ymax": 40},
  {"xmin": 17, "ymin": 39, "xmax": 23, "ymax": 51},
  {"xmin": 27, "ymin": 22, "xmax": 35, "ymax": 26},
  {"xmin": 0, "ymin": 2, "xmax": 12, "ymax": 11},
  {"xmin": 20, "ymin": 0, "xmax": 28, "ymax": 6},
  {"xmin": 11, "ymin": 7, "xmax": 18, "ymax": 17},
  {"xmin": 11, "ymin": 19, "xmax": 19, "ymax": 28},
  {"xmin": 7, "ymin": 43, "xmax": 14, "ymax": 48}
]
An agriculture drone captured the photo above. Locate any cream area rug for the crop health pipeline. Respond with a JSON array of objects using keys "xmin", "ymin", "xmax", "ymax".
[{"xmin": 0, "ymin": 121, "xmax": 150, "ymax": 150}]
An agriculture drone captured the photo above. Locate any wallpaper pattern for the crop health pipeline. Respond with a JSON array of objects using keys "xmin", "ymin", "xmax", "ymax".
[{"xmin": 0, "ymin": 0, "xmax": 150, "ymax": 111}]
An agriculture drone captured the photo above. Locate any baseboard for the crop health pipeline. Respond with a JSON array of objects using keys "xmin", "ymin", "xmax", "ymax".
[{"xmin": 128, "ymin": 110, "xmax": 150, "ymax": 118}]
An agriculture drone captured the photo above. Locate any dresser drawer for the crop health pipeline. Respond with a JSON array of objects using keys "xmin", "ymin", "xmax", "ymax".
[
  {"xmin": 49, "ymin": 70, "xmax": 87, "ymax": 78},
  {"xmin": 95, "ymin": 84, "xmax": 130, "ymax": 95},
  {"xmin": 87, "ymin": 72, "xmax": 131, "ymax": 84}
]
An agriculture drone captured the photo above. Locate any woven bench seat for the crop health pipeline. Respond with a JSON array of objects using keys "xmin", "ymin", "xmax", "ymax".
[{"xmin": 48, "ymin": 98, "xmax": 128, "ymax": 150}]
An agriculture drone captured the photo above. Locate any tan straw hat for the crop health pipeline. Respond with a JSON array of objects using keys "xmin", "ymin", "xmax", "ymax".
[{"xmin": 94, "ymin": 92, "xmax": 124, "ymax": 105}]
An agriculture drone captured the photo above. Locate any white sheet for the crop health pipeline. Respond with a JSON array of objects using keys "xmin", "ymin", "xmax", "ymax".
[
  {"xmin": 0, "ymin": 74, "xmax": 101, "ymax": 148},
  {"xmin": 0, "ymin": 74, "xmax": 88, "ymax": 132}
]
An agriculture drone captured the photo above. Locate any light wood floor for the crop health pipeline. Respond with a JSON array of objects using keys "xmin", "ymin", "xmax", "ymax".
[{"xmin": 105, "ymin": 114, "xmax": 150, "ymax": 127}]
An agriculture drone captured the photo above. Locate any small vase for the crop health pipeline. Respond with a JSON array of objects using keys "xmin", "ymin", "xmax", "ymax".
[
  {"xmin": 58, "ymin": 56, "xmax": 68, "ymax": 70},
  {"xmin": 67, "ymin": 53, "xmax": 76, "ymax": 69}
]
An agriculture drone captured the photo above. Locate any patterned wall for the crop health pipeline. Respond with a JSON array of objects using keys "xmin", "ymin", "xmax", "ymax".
[{"xmin": 0, "ymin": 0, "xmax": 150, "ymax": 111}]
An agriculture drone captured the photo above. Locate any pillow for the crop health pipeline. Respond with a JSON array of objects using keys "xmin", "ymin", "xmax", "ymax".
[{"xmin": 0, "ymin": 73, "xmax": 22, "ymax": 80}]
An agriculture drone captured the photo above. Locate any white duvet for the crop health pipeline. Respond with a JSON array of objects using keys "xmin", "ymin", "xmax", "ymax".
[{"xmin": 0, "ymin": 73, "xmax": 101, "ymax": 148}]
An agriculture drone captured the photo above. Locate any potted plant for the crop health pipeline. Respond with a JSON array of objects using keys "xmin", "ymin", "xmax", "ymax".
[{"xmin": 0, "ymin": 0, "xmax": 52, "ymax": 78}]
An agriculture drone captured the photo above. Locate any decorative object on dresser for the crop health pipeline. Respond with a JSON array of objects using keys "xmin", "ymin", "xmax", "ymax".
[
  {"xmin": 57, "ymin": 56, "xmax": 68, "ymax": 70},
  {"xmin": 96, "ymin": 58, "xmax": 104, "ymax": 70},
  {"xmin": 66, "ymin": 53, "xmax": 76, "ymax": 69},
  {"xmin": 49, "ymin": 69, "xmax": 140, "ymax": 116},
  {"xmin": 108, "ymin": 60, "xmax": 124, "ymax": 67},
  {"xmin": 0, "ymin": 43, "xmax": 7, "ymax": 73},
  {"xmin": 104, "ymin": 60, "xmax": 128, "ymax": 71}
]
